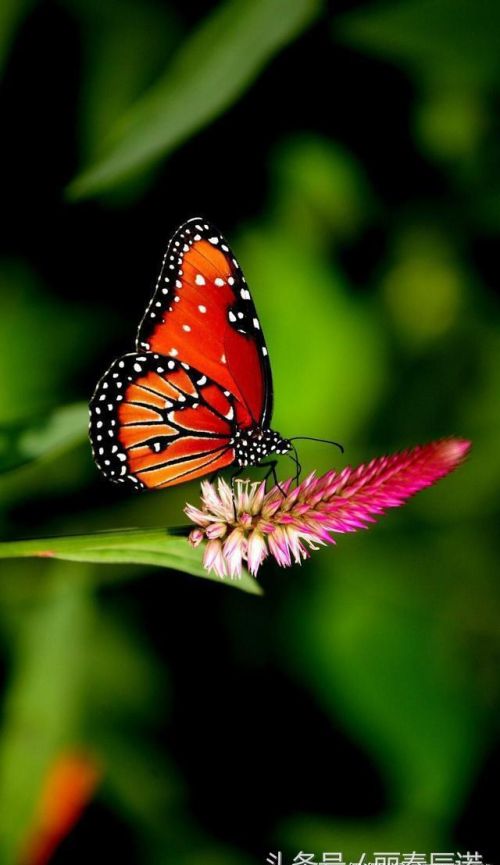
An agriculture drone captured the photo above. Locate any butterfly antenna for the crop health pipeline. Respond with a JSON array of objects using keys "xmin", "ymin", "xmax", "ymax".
[{"xmin": 289, "ymin": 435, "xmax": 344, "ymax": 454}]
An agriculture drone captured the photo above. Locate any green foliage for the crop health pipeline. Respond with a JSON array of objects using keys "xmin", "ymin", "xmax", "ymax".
[
  {"xmin": 1, "ymin": 0, "xmax": 498, "ymax": 862},
  {"xmin": 0, "ymin": 263, "xmax": 101, "ymax": 423},
  {"xmin": 0, "ymin": 403, "xmax": 87, "ymax": 475},
  {"xmin": 0, "ymin": 528, "xmax": 261, "ymax": 594},
  {"xmin": 0, "ymin": 0, "xmax": 35, "ymax": 77},
  {"xmin": 68, "ymin": 0, "xmax": 321, "ymax": 199},
  {"xmin": 0, "ymin": 577, "xmax": 95, "ymax": 862},
  {"xmin": 335, "ymin": 0, "xmax": 500, "ymax": 89}
]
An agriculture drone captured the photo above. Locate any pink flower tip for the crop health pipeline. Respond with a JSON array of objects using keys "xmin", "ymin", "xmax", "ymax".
[{"xmin": 185, "ymin": 437, "xmax": 471, "ymax": 579}]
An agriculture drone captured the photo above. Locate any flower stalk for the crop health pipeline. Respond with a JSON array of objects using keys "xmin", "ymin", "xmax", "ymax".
[{"xmin": 186, "ymin": 438, "xmax": 471, "ymax": 579}]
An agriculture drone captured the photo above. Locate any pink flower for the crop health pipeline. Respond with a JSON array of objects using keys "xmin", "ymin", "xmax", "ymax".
[{"xmin": 185, "ymin": 438, "xmax": 471, "ymax": 579}]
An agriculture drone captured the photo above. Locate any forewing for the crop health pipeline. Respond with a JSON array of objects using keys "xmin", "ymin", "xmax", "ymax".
[{"xmin": 136, "ymin": 218, "xmax": 273, "ymax": 428}]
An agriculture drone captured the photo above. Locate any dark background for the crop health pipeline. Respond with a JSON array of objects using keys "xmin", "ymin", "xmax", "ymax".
[{"xmin": 0, "ymin": 1, "xmax": 499, "ymax": 863}]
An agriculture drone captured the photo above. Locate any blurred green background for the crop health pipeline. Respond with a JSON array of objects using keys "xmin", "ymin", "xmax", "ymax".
[{"xmin": 0, "ymin": 0, "xmax": 499, "ymax": 862}]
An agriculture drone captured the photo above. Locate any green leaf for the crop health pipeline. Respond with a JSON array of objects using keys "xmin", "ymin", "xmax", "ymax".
[
  {"xmin": 68, "ymin": 0, "xmax": 320, "ymax": 199},
  {"xmin": 284, "ymin": 536, "xmax": 486, "ymax": 822},
  {"xmin": 0, "ymin": 403, "xmax": 88, "ymax": 475},
  {"xmin": 63, "ymin": 0, "xmax": 180, "ymax": 203},
  {"xmin": 0, "ymin": 577, "xmax": 95, "ymax": 864},
  {"xmin": 0, "ymin": 0, "xmax": 36, "ymax": 78},
  {"xmin": 0, "ymin": 528, "xmax": 262, "ymax": 594},
  {"xmin": 0, "ymin": 261, "xmax": 104, "ymax": 423},
  {"xmin": 335, "ymin": 0, "xmax": 500, "ymax": 89}
]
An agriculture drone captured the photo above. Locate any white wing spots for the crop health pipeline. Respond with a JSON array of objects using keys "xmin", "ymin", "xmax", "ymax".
[
  {"xmin": 223, "ymin": 390, "xmax": 230, "ymax": 397},
  {"xmin": 195, "ymin": 274, "xmax": 205, "ymax": 286},
  {"xmin": 96, "ymin": 420, "xmax": 103, "ymax": 429},
  {"xmin": 153, "ymin": 442, "xmax": 161, "ymax": 453},
  {"xmin": 183, "ymin": 244, "xmax": 189, "ymax": 252},
  {"xmin": 253, "ymin": 317, "xmax": 260, "ymax": 329},
  {"xmin": 117, "ymin": 453, "xmax": 127, "ymax": 462},
  {"xmin": 241, "ymin": 288, "xmax": 251, "ymax": 300},
  {"xmin": 220, "ymin": 353, "xmax": 227, "ymax": 364},
  {"xmin": 237, "ymin": 311, "xmax": 244, "ymax": 320},
  {"xmin": 262, "ymin": 346, "xmax": 268, "ymax": 356},
  {"xmin": 197, "ymin": 375, "xmax": 207, "ymax": 385},
  {"xmin": 174, "ymin": 297, "xmax": 180, "ymax": 303},
  {"xmin": 95, "ymin": 407, "xmax": 101, "ymax": 415},
  {"xmin": 228, "ymin": 311, "xmax": 236, "ymax": 323},
  {"xmin": 221, "ymin": 244, "xmax": 229, "ymax": 252},
  {"xmin": 195, "ymin": 224, "xmax": 203, "ymax": 231},
  {"xmin": 214, "ymin": 277, "xmax": 225, "ymax": 286},
  {"xmin": 176, "ymin": 280, "xmax": 182, "ymax": 288},
  {"xmin": 198, "ymin": 304, "xmax": 207, "ymax": 313},
  {"xmin": 228, "ymin": 276, "xmax": 235, "ymax": 285},
  {"xmin": 162, "ymin": 288, "xmax": 168, "ymax": 294},
  {"xmin": 209, "ymin": 236, "xmax": 219, "ymax": 244},
  {"xmin": 168, "ymin": 360, "xmax": 176, "ymax": 369},
  {"xmin": 182, "ymin": 324, "xmax": 191, "ymax": 332},
  {"xmin": 177, "ymin": 394, "xmax": 186, "ymax": 402},
  {"xmin": 225, "ymin": 407, "xmax": 234, "ymax": 420},
  {"xmin": 194, "ymin": 233, "xmax": 201, "ymax": 241},
  {"xmin": 181, "ymin": 362, "xmax": 190, "ymax": 370},
  {"xmin": 169, "ymin": 348, "xmax": 178, "ymax": 356},
  {"xmin": 118, "ymin": 361, "xmax": 124, "ymax": 368},
  {"xmin": 155, "ymin": 301, "xmax": 161, "ymax": 307}
]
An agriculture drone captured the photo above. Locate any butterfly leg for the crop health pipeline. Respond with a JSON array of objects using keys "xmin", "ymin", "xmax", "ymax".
[{"xmin": 257, "ymin": 460, "xmax": 287, "ymax": 495}]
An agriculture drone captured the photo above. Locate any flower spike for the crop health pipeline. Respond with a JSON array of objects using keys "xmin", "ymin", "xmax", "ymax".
[{"xmin": 185, "ymin": 438, "xmax": 471, "ymax": 579}]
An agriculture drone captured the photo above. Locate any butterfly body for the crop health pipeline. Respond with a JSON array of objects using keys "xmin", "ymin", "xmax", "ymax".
[{"xmin": 89, "ymin": 218, "xmax": 290, "ymax": 490}]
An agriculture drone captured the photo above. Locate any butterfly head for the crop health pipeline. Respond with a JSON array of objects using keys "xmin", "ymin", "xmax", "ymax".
[{"xmin": 231, "ymin": 427, "xmax": 291, "ymax": 468}]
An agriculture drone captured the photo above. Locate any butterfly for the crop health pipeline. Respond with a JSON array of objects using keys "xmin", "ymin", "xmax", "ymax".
[{"xmin": 89, "ymin": 218, "xmax": 292, "ymax": 490}]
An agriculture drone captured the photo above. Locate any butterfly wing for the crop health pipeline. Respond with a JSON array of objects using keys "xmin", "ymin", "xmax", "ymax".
[
  {"xmin": 136, "ymin": 218, "xmax": 273, "ymax": 429},
  {"xmin": 89, "ymin": 352, "xmax": 235, "ymax": 489}
]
